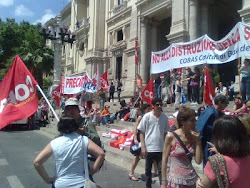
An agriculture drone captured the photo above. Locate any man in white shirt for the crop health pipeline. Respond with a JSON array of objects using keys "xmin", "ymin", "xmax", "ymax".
[{"xmin": 138, "ymin": 98, "xmax": 170, "ymax": 188}]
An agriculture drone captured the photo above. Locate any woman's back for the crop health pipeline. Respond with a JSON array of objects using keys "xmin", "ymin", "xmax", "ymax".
[
  {"xmin": 204, "ymin": 155, "xmax": 250, "ymax": 188},
  {"xmin": 51, "ymin": 134, "xmax": 87, "ymax": 188}
]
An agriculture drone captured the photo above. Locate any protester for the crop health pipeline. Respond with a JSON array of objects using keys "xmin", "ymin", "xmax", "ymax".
[
  {"xmin": 117, "ymin": 79, "xmax": 123, "ymax": 102},
  {"xmin": 174, "ymin": 75, "xmax": 182, "ymax": 107},
  {"xmin": 228, "ymin": 81, "xmax": 235, "ymax": 101},
  {"xmin": 197, "ymin": 106, "xmax": 205, "ymax": 117},
  {"xmin": 80, "ymin": 90, "xmax": 86, "ymax": 108},
  {"xmin": 161, "ymin": 106, "xmax": 202, "ymax": 188},
  {"xmin": 215, "ymin": 81, "xmax": 228, "ymax": 97},
  {"xmin": 233, "ymin": 97, "xmax": 244, "ymax": 114},
  {"xmin": 238, "ymin": 114, "xmax": 250, "ymax": 140},
  {"xmin": 196, "ymin": 94, "xmax": 229, "ymax": 167},
  {"xmin": 129, "ymin": 103, "xmax": 151, "ymax": 181},
  {"xmin": 138, "ymin": 98, "xmax": 170, "ymax": 188},
  {"xmin": 154, "ymin": 74, "xmax": 162, "ymax": 99},
  {"xmin": 101, "ymin": 105, "xmax": 111, "ymax": 127},
  {"xmin": 41, "ymin": 98, "xmax": 49, "ymax": 125},
  {"xmin": 109, "ymin": 82, "xmax": 115, "ymax": 102},
  {"xmin": 190, "ymin": 66, "xmax": 200, "ymax": 104},
  {"xmin": 33, "ymin": 116, "xmax": 105, "ymax": 187},
  {"xmin": 98, "ymin": 88, "xmax": 106, "ymax": 112},
  {"xmin": 163, "ymin": 71, "xmax": 172, "ymax": 105},
  {"xmin": 185, "ymin": 67, "xmax": 195, "ymax": 103},
  {"xmin": 60, "ymin": 95, "xmax": 66, "ymax": 112},
  {"xmin": 239, "ymin": 58, "xmax": 250, "ymax": 101},
  {"xmin": 91, "ymin": 107, "xmax": 102, "ymax": 126},
  {"xmin": 197, "ymin": 116, "xmax": 250, "ymax": 188},
  {"xmin": 136, "ymin": 74, "xmax": 143, "ymax": 95}
]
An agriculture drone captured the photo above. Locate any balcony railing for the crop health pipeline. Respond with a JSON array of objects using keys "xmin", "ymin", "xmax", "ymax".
[
  {"xmin": 113, "ymin": 1, "xmax": 127, "ymax": 15},
  {"xmin": 76, "ymin": 17, "xmax": 90, "ymax": 30}
]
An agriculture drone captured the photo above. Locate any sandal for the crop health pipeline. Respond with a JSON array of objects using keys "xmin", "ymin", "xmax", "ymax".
[{"xmin": 129, "ymin": 174, "xmax": 138, "ymax": 181}]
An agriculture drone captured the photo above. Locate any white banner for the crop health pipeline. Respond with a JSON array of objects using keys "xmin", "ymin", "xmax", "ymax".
[
  {"xmin": 151, "ymin": 22, "xmax": 250, "ymax": 74},
  {"xmin": 61, "ymin": 72, "xmax": 100, "ymax": 94}
]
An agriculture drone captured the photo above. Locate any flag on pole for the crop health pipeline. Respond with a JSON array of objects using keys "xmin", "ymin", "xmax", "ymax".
[
  {"xmin": 51, "ymin": 85, "xmax": 61, "ymax": 106},
  {"xmin": 100, "ymin": 71, "xmax": 110, "ymax": 89},
  {"xmin": 92, "ymin": 66, "xmax": 101, "ymax": 91},
  {"xmin": 141, "ymin": 79, "xmax": 155, "ymax": 105},
  {"xmin": 0, "ymin": 55, "xmax": 38, "ymax": 129},
  {"xmin": 135, "ymin": 39, "xmax": 138, "ymax": 65},
  {"xmin": 203, "ymin": 65, "xmax": 215, "ymax": 106}
]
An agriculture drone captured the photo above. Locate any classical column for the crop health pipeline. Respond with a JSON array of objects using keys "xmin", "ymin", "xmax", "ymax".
[
  {"xmin": 189, "ymin": 0, "xmax": 198, "ymax": 40},
  {"xmin": 151, "ymin": 24, "xmax": 157, "ymax": 52},
  {"xmin": 200, "ymin": 1, "xmax": 209, "ymax": 35},
  {"xmin": 238, "ymin": 0, "xmax": 250, "ymax": 23},
  {"xmin": 52, "ymin": 15, "xmax": 62, "ymax": 87},
  {"xmin": 140, "ymin": 17, "xmax": 148, "ymax": 84}
]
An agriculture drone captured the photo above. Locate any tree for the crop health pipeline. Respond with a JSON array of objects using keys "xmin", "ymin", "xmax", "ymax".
[{"xmin": 0, "ymin": 19, "xmax": 54, "ymax": 87}]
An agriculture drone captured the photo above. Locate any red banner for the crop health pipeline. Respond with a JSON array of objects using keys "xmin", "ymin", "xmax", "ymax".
[
  {"xmin": 141, "ymin": 79, "xmax": 155, "ymax": 105},
  {"xmin": 0, "ymin": 55, "xmax": 38, "ymax": 129},
  {"xmin": 203, "ymin": 65, "xmax": 215, "ymax": 106},
  {"xmin": 135, "ymin": 40, "xmax": 138, "ymax": 65},
  {"xmin": 100, "ymin": 71, "xmax": 110, "ymax": 89},
  {"xmin": 51, "ymin": 85, "xmax": 61, "ymax": 106}
]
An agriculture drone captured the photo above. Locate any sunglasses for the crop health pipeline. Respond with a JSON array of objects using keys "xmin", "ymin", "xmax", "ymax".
[{"xmin": 155, "ymin": 103, "xmax": 163, "ymax": 107}]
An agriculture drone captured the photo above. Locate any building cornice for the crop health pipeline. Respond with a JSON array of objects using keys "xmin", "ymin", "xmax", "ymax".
[{"xmin": 106, "ymin": 6, "xmax": 132, "ymax": 24}]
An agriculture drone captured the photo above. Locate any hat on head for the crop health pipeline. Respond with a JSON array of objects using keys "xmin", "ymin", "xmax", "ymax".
[{"xmin": 65, "ymin": 97, "xmax": 79, "ymax": 107}]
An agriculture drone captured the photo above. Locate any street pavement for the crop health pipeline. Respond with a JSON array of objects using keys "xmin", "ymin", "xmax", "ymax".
[{"xmin": 0, "ymin": 129, "xmax": 159, "ymax": 188}]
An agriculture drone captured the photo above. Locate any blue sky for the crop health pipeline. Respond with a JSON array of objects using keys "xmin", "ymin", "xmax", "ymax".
[{"xmin": 0, "ymin": 0, "xmax": 71, "ymax": 25}]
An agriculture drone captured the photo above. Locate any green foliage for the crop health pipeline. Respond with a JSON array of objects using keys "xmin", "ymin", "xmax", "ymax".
[{"xmin": 0, "ymin": 19, "xmax": 54, "ymax": 85}]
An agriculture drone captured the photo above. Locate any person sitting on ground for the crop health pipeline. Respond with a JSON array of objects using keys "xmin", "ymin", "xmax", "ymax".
[
  {"xmin": 119, "ymin": 99, "xmax": 130, "ymax": 120},
  {"xmin": 215, "ymin": 81, "xmax": 228, "ymax": 97},
  {"xmin": 91, "ymin": 107, "xmax": 102, "ymax": 126},
  {"xmin": 233, "ymin": 97, "xmax": 244, "ymax": 114},
  {"xmin": 197, "ymin": 116, "xmax": 250, "ymax": 188},
  {"xmin": 101, "ymin": 105, "xmax": 111, "ymax": 127},
  {"xmin": 33, "ymin": 116, "xmax": 105, "ymax": 187},
  {"xmin": 228, "ymin": 81, "xmax": 235, "ymax": 101},
  {"xmin": 238, "ymin": 100, "xmax": 250, "ymax": 114}
]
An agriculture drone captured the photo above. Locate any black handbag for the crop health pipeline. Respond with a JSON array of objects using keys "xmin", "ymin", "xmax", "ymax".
[{"xmin": 130, "ymin": 139, "xmax": 141, "ymax": 156}]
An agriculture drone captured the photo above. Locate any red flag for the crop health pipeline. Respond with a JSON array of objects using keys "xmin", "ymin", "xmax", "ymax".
[
  {"xmin": 141, "ymin": 79, "xmax": 155, "ymax": 105},
  {"xmin": 0, "ymin": 55, "xmax": 38, "ymax": 129},
  {"xmin": 203, "ymin": 65, "xmax": 215, "ymax": 106},
  {"xmin": 100, "ymin": 71, "xmax": 110, "ymax": 89},
  {"xmin": 92, "ymin": 66, "xmax": 101, "ymax": 91},
  {"xmin": 135, "ymin": 40, "xmax": 138, "ymax": 65},
  {"xmin": 51, "ymin": 85, "xmax": 61, "ymax": 106}
]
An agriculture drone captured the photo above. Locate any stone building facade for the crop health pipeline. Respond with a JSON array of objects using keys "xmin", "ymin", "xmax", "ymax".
[{"xmin": 46, "ymin": 0, "xmax": 250, "ymax": 97}]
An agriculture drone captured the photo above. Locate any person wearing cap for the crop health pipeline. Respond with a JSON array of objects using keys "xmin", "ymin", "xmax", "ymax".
[
  {"xmin": 64, "ymin": 97, "xmax": 101, "ymax": 147},
  {"xmin": 196, "ymin": 94, "xmax": 229, "ymax": 167},
  {"xmin": 239, "ymin": 58, "xmax": 250, "ymax": 101}
]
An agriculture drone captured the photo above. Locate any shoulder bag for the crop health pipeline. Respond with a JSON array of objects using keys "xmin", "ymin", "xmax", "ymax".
[
  {"xmin": 171, "ymin": 131, "xmax": 192, "ymax": 162},
  {"xmin": 208, "ymin": 154, "xmax": 229, "ymax": 188},
  {"xmin": 82, "ymin": 136, "xmax": 99, "ymax": 188}
]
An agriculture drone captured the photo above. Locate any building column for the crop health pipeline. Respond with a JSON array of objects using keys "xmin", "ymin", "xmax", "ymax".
[
  {"xmin": 200, "ymin": 1, "xmax": 209, "ymax": 35},
  {"xmin": 151, "ymin": 24, "xmax": 157, "ymax": 52},
  {"xmin": 140, "ymin": 17, "xmax": 148, "ymax": 84},
  {"xmin": 167, "ymin": 0, "xmax": 188, "ymax": 43},
  {"xmin": 189, "ymin": 0, "xmax": 199, "ymax": 40},
  {"xmin": 238, "ymin": 0, "xmax": 250, "ymax": 23}
]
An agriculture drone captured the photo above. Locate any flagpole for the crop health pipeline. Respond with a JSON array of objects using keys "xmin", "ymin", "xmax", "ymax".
[
  {"xmin": 36, "ymin": 85, "xmax": 60, "ymax": 122},
  {"xmin": 238, "ymin": 58, "xmax": 241, "ymax": 96}
]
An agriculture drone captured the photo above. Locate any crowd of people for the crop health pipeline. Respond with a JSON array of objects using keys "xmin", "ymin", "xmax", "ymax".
[{"xmin": 32, "ymin": 61, "xmax": 250, "ymax": 188}]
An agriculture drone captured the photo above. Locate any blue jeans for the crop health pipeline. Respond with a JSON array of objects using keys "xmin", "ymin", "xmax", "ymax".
[
  {"xmin": 241, "ymin": 77, "xmax": 250, "ymax": 101},
  {"xmin": 117, "ymin": 90, "xmax": 121, "ymax": 102},
  {"xmin": 155, "ymin": 85, "xmax": 161, "ymax": 99}
]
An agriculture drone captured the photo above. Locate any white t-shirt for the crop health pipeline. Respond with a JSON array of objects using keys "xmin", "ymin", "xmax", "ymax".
[
  {"xmin": 137, "ymin": 111, "xmax": 170, "ymax": 152},
  {"xmin": 51, "ymin": 134, "xmax": 88, "ymax": 188}
]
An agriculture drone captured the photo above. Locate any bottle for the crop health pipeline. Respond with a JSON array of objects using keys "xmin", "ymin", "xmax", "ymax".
[{"xmin": 132, "ymin": 142, "xmax": 141, "ymax": 151}]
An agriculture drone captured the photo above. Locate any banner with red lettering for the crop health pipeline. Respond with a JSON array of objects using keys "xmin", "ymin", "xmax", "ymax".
[
  {"xmin": 141, "ymin": 79, "xmax": 155, "ymax": 105},
  {"xmin": 61, "ymin": 75, "xmax": 85, "ymax": 94},
  {"xmin": 0, "ymin": 55, "xmax": 38, "ymax": 129},
  {"xmin": 151, "ymin": 22, "xmax": 250, "ymax": 74},
  {"xmin": 203, "ymin": 65, "xmax": 215, "ymax": 106},
  {"xmin": 100, "ymin": 71, "xmax": 110, "ymax": 89}
]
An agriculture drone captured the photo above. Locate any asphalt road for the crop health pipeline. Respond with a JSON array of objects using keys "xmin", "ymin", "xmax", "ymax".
[{"xmin": 0, "ymin": 129, "xmax": 158, "ymax": 188}]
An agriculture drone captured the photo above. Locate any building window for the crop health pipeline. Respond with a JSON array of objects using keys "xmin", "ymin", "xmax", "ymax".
[
  {"xmin": 118, "ymin": 0, "xmax": 124, "ymax": 5},
  {"xmin": 80, "ymin": 43, "xmax": 85, "ymax": 51},
  {"xmin": 117, "ymin": 30, "xmax": 123, "ymax": 42},
  {"xmin": 116, "ymin": 56, "xmax": 122, "ymax": 79}
]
